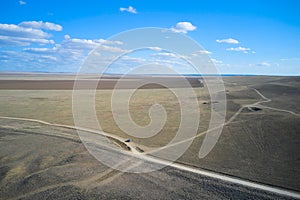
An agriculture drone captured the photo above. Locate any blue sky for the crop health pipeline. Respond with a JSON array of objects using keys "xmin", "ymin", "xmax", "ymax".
[{"xmin": 0, "ymin": 0, "xmax": 299, "ymax": 75}]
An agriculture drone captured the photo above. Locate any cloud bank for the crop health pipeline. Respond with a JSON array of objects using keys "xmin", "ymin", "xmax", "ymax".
[{"xmin": 19, "ymin": 21, "xmax": 63, "ymax": 31}]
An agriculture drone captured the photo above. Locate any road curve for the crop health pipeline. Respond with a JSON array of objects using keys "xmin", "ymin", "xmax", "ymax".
[{"xmin": 0, "ymin": 115, "xmax": 299, "ymax": 199}]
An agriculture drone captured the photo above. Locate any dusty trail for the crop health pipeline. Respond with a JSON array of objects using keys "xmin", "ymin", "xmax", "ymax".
[
  {"xmin": 157, "ymin": 86, "xmax": 299, "ymax": 152},
  {"xmin": 1, "ymin": 87, "xmax": 300, "ymax": 199},
  {"xmin": 250, "ymin": 88, "xmax": 299, "ymax": 116},
  {"xmin": 0, "ymin": 116, "xmax": 139, "ymax": 154}
]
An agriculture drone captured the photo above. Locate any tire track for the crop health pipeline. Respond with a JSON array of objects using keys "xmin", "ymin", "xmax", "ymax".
[{"xmin": 1, "ymin": 86, "xmax": 300, "ymax": 199}]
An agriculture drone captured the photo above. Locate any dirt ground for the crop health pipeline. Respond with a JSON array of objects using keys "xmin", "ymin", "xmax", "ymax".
[
  {"xmin": 0, "ymin": 119, "xmax": 293, "ymax": 200},
  {"xmin": 0, "ymin": 74, "xmax": 299, "ymax": 193}
]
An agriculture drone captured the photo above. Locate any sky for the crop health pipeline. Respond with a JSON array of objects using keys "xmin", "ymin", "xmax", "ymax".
[{"xmin": 0, "ymin": 0, "xmax": 299, "ymax": 75}]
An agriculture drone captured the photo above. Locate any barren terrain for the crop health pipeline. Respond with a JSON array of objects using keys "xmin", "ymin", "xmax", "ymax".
[{"xmin": 0, "ymin": 74, "xmax": 299, "ymax": 199}]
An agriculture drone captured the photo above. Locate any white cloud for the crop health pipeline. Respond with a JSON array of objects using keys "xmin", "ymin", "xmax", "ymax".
[
  {"xmin": 226, "ymin": 46, "xmax": 251, "ymax": 53},
  {"xmin": 147, "ymin": 47, "xmax": 162, "ymax": 51},
  {"xmin": 95, "ymin": 38, "xmax": 123, "ymax": 45},
  {"xmin": 61, "ymin": 36, "xmax": 127, "ymax": 53},
  {"xmin": 23, "ymin": 47, "xmax": 56, "ymax": 53},
  {"xmin": 116, "ymin": 55, "xmax": 147, "ymax": 67},
  {"xmin": 120, "ymin": 6, "xmax": 137, "ymax": 14},
  {"xmin": 22, "ymin": 36, "xmax": 126, "ymax": 56},
  {"xmin": 0, "ymin": 27, "xmax": 127, "ymax": 72},
  {"xmin": 211, "ymin": 58, "xmax": 223, "ymax": 64},
  {"xmin": 98, "ymin": 45, "xmax": 128, "ymax": 53},
  {"xmin": 19, "ymin": 21, "xmax": 62, "ymax": 31},
  {"xmin": 151, "ymin": 52, "xmax": 179, "ymax": 58},
  {"xmin": 256, "ymin": 62, "xmax": 271, "ymax": 67},
  {"xmin": 39, "ymin": 55, "xmax": 57, "ymax": 61},
  {"xmin": 147, "ymin": 52, "xmax": 193, "ymax": 70},
  {"xmin": 19, "ymin": 0, "xmax": 26, "ymax": 5},
  {"xmin": 0, "ymin": 35, "xmax": 54, "ymax": 46},
  {"xmin": 191, "ymin": 50, "xmax": 212, "ymax": 56},
  {"xmin": 280, "ymin": 57, "xmax": 300, "ymax": 61},
  {"xmin": 170, "ymin": 22, "xmax": 196, "ymax": 33},
  {"xmin": 210, "ymin": 58, "xmax": 230, "ymax": 67},
  {"xmin": 0, "ymin": 50, "xmax": 61, "ymax": 70},
  {"xmin": 10, "ymin": 35, "xmax": 128, "ymax": 72},
  {"xmin": 0, "ymin": 23, "xmax": 50, "ymax": 38},
  {"xmin": 216, "ymin": 38, "xmax": 239, "ymax": 44},
  {"xmin": 0, "ymin": 22, "xmax": 59, "ymax": 46},
  {"xmin": 64, "ymin": 34, "xmax": 70, "ymax": 40},
  {"xmin": 63, "ymin": 37, "xmax": 100, "ymax": 49},
  {"xmin": 199, "ymin": 50, "xmax": 211, "ymax": 54},
  {"xmin": 111, "ymin": 54, "xmax": 192, "ymax": 74}
]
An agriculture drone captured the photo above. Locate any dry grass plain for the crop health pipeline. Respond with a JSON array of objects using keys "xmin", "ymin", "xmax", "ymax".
[{"xmin": 0, "ymin": 74, "xmax": 299, "ymax": 198}]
